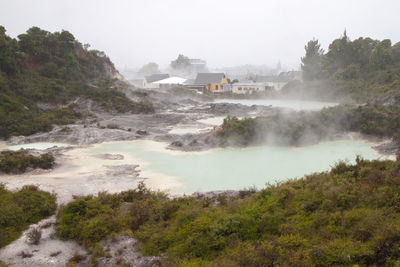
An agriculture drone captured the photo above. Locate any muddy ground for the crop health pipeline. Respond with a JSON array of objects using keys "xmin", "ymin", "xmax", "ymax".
[{"xmin": 6, "ymin": 86, "xmax": 278, "ymax": 148}]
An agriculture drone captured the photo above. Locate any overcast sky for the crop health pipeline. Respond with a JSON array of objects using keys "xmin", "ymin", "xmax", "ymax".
[{"xmin": 1, "ymin": 0, "xmax": 399, "ymax": 70}]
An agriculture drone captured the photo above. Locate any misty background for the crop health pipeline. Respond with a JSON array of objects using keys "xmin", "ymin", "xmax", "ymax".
[{"xmin": 1, "ymin": 0, "xmax": 399, "ymax": 72}]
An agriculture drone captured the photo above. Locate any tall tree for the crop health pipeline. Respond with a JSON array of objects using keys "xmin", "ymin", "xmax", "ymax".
[
  {"xmin": 348, "ymin": 37, "xmax": 378, "ymax": 69},
  {"xmin": 0, "ymin": 26, "xmax": 19, "ymax": 75},
  {"xmin": 170, "ymin": 54, "xmax": 190, "ymax": 70},
  {"xmin": 392, "ymin": 41, "xmax": 400, "ymax": 63},
  {"xmin": 324, "ymin": 30, "xmax": 359, "ymax": 75},
  {"xmin": 369, "ymin": 39, "xmax": 393, "ymax": 70},
  {"xmin": 301, "ymin": 39, "xmax": 324, "ymax": 80}
]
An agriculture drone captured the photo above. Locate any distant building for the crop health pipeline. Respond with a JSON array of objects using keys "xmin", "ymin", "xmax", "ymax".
[
  {"xmin": 153, "ymin": 76, "xmax": 187, "ymax": 89},
  {"xmin": 255, "ymin": 71, "xmax": 301, "ymax": 91},
  {"xmin": 143, "ymin": 74, "xmax": 170, "ymax": 89},
  {"xmin": 189, "ymin": 58, "xmax": 207, "ymax": 72},
  {"xmin": 188, "ymin": 73, "xmax": 230, "ymax": 93},
  {"xmin": 232, "ymin": 80, "xmax": 269, "ymax": 95}
]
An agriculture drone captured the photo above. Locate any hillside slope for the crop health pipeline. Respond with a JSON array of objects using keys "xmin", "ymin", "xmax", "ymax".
[{"xmin": 0, "ymin": 26, "xmax": 153, "ymax": 139}]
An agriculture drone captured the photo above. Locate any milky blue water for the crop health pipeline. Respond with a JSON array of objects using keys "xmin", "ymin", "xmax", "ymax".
[{"xmin": 86, "ymin": 139, "xmax": 380, "ymax": 194}]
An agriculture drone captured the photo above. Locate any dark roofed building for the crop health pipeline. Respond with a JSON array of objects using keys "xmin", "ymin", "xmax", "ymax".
[
  {"xmin": 194, "ymin": 73, "xmax": 225, "ymax": 85},
  {"xmin": 187, "ymin": 73, "xmax": 230, "ymax": 93}
]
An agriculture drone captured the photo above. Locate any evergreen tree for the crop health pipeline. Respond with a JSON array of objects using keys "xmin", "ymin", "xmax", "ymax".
[
  {"xmin": 170, "ymin": 54, "xmax": 190, "ymax": 70},
  {"xmin": 369, "ymin": 39, "xmax": 393, "ymax": 70},
  {"xmin": 301, "ymin": 39, "xmax": 324, "ymax": 80}
]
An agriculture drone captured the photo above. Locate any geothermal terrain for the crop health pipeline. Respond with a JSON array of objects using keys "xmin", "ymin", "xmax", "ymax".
[{"xmin": 0, "ymin": 84, "xmax": 395, "ymax": 266}]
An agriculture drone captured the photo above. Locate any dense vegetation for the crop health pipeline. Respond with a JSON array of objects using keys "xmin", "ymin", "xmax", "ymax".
[
  {"xmin": 217, "ymin": 104, "xmax": 400, "ymax": 147},
  {"xmin": 0, "ymin": 150, "xmax": 55, "ymax": 174},
  {"xmin": 0, "ymin": 184, "xmax": 56, "ymax": 248},
  {"xmin": 0, "ymin": 26, "xmax": 153, "ymax": 139},
  {"xmin": 57, "ymin": 158, "xmax": 400, "ymax": 266},
  {"xmin": 283, "ymin": 31, "xmax": 400, "ymax": 103}
]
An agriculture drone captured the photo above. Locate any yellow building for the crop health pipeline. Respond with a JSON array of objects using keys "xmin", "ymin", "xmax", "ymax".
[{"xmin": 193, "ymin": 73, "xmax": 229, "ymax": 93}]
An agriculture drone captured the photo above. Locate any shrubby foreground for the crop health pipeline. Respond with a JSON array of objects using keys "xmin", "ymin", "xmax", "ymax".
[
  {"xmin": 0, "ymin": 185, "xmax": 56, "ymax": 248},
  {"xmin": 57, "ymin": 158, "xmax": 400, "ymax": 266}
]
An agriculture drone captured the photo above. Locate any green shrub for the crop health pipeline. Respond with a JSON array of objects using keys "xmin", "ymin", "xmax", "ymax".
[
  {"xmin": 0, "ymin": 150, "xmax": 55, "ymax": 174},
  {"xmin": 0, "ymin": 184, "xmax": 56, "ymax": 248},
  {"xmin": 27, "ymin": 227, "xmax": 42, "ymax": 245}
]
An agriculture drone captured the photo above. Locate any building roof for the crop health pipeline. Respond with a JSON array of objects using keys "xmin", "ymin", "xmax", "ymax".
[
  {"xmin": 154, "ymin": 77, "xmax": 187, "ymax": 84},
  {"xmin": 194, "ymin": 73, "xmax": 225, "ymax": 85},
  {"xmin": 145, "ymin": 74, "xmax": 170, "ymax": 83}
]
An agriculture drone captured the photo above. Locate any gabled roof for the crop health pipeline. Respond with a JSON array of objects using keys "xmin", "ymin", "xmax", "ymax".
[
  {"xmin": 145, "ymin": 74, "xmax": 170, "ymax": 83},
  {"xmin": 194, "ymin": 73, "xmax": 225, "ymax": 85}
]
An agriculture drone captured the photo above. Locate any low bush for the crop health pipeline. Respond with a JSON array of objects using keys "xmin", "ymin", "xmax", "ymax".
[
  {"xmin": 0, "ymin": 184, "xmax": 56, "ymax": 248},
  {"xmin": 0, "ymin": 150, "xmax": 55, "ymax": 174},
  {"xmin": 27, "ymin": 227, "xmax": 42, "ymax": 245}
]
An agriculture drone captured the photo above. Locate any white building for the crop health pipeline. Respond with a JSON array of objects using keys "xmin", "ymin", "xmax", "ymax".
[
  {"xmin": 143, "ymin": 74, "xmax": 170, "ymax": 89},
  {"xmin": 153, "ymin": 76, "xmax": 187, "ymax": 89}
]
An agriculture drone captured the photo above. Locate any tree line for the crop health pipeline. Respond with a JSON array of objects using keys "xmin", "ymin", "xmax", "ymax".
[{"xmin": 293, "ymin": 31, "xmax": 400, "ymax": 102}]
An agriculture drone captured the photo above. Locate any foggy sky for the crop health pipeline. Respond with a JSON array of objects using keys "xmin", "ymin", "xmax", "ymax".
[{"xmin": 1, "ymin": 0, "xmax": 400, "ymax": 70}]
